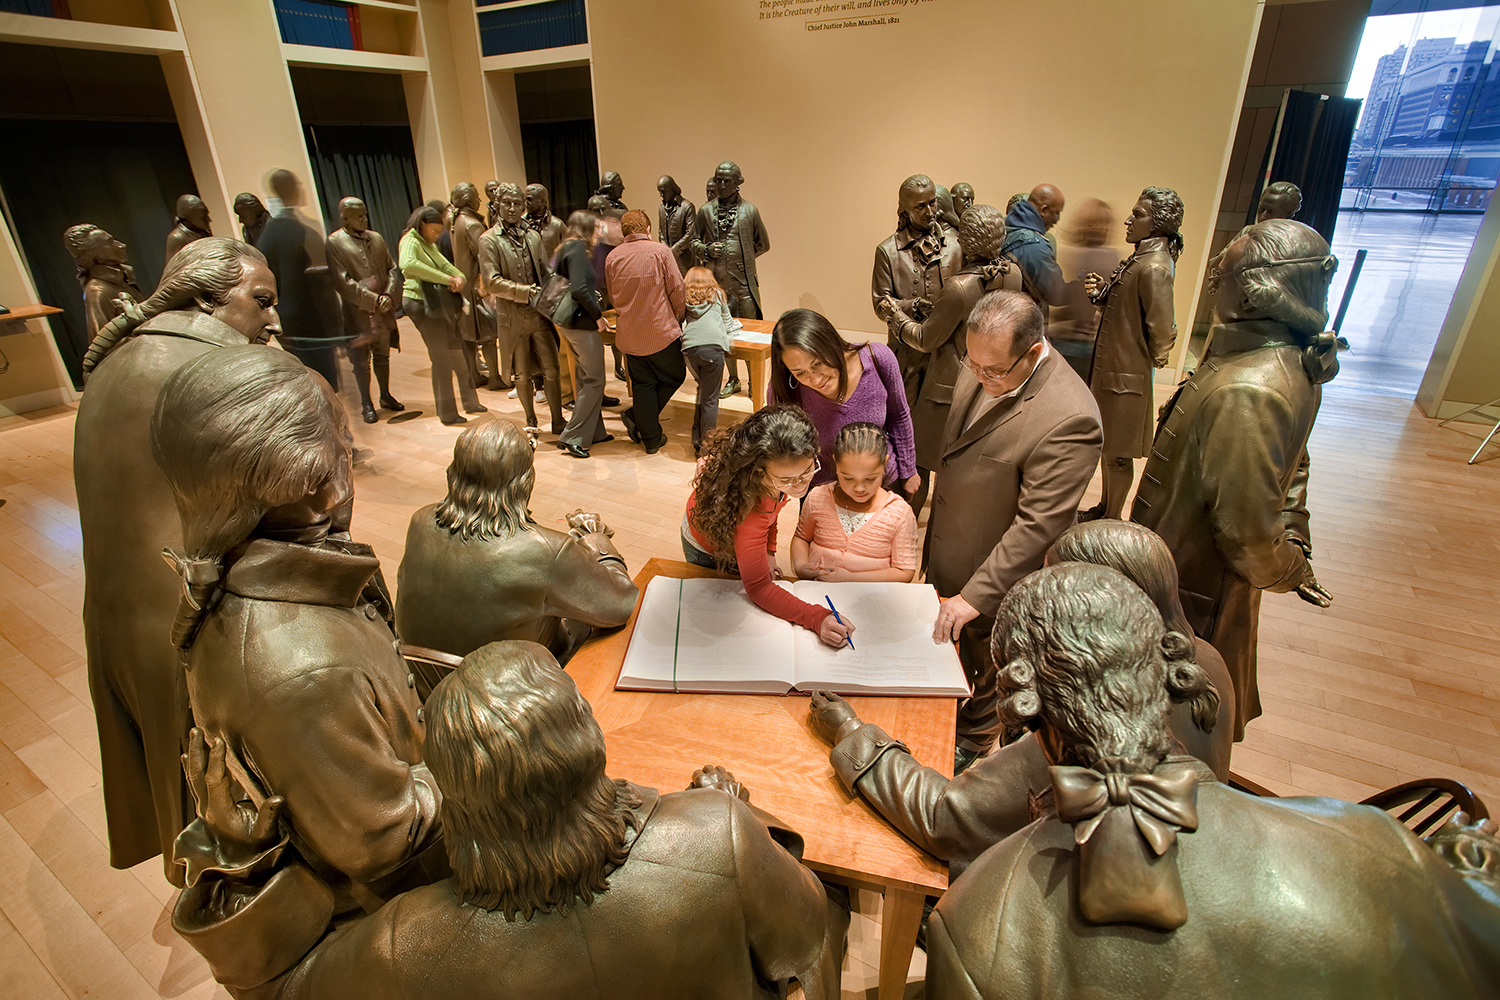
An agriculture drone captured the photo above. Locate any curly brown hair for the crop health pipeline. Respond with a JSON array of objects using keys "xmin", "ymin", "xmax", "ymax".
[{"xmin": 689, "ymin": 405, "xmax": 818, "ymax": 565}]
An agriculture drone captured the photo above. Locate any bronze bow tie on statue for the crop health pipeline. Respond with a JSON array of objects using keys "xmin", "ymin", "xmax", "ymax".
[{"xmin": 1051, "ymin": 760, "xmax": 1199, "ymax": 930}]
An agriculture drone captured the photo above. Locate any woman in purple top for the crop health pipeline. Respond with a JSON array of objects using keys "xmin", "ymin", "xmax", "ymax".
[{"xmin": 770, "ymin": 308, "xmax": 918, "ymax": 494}]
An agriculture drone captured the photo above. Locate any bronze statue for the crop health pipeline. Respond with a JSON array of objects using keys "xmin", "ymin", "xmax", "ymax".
[
  {"xmin": 164, "ymin": 194, "xmax": 212, "ymax": 263},
  {"xmin": 395, "ymin": 420, "xmax": 638, "ymax": 680},
  {"xmin": 170, "ymin": 640, "xmax": 832, "ymax": 998},
  {"xmin": 951, "ymin": 182, "xmax": 975, "ymax": 218},
  {"xmin": 153, "ymin": 345, "xmax": 442, "ymax": 911},
  {"xmin": 233, "ymin": 192, "xmax": 271, "ymax": 247},
  {"xmin": 525, "ymin": 183, "xmax": 565, "ymax": 260},
  {"xmin": 74, "ymin": 238, "xmax": 280, "ymax": 884},
  {"xmin": 484, "ymin": 179, "xmax": 502, "ymax": 228},
  {"xmin": 480, "ymin": 183, "xmax": 564, "ymax": 433},
  {"xmin": 807, "ymin": 518, "xmax": 1231, "ymax": 872},
  {"xmin": 1256, "ymin": 180, "xmax": 1302, "ymax": 223},
  {"xmin": 926, "ymin": 562, "xmax": 1500, "ymax": 999},
  {"xmin": 325, "ymin": 196, "xmax": 403, "ymax": 423},
  {"xmin": 256, "ymin": 169, "xmax": 344, "ymax": 389},
  {"xmin": 657, "ymin": 175, "xmax": 696, "ymax": 275},
  {"xmin": 690, "ymin": 161, "xmax": 770, "ymax": 320},
  {"xmin": 597, "ymin": 170, "xmax": 627, "ymax": 211},
  {"xmin": 1080, "ymin": 186, "xmax": 1184, "ymax": 520},
  {"xmin": 1132, "ymin": 219, "xmax": 1338, "ymax": 741},
  {"xmin": 451, "ymin": 181, "xmax": 508, "ymax": 391},
  {"xmin": 878, "ymin": 203, "xmax": 1018, "ymax": 510},
  {"xmin": 64, "ymin": 223, "xmax": 143, "ymax": 343},
  {"xmin": 871, "ymin": 174, "xmax": 963, "ymax": 409},
  {"xmin": 933, "ymin": 183, "xmax": 962, "ymax": 232}
]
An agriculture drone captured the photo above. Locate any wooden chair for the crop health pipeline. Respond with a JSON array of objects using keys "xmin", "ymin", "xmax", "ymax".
[
  {"xmin": 1360, "ymin": 778, "xmax": 1489, "ymax": 837},
  {"xmin": 401, "ymin": 643, "xmax": 463, "ymax": 703}
]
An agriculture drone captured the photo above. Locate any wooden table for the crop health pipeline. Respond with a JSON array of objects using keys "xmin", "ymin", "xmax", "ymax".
[
  {"xmin": 567, "ymin": 558, "xmax": 952, "ymax": 999},
  {"xmin": 558, "ymin": 314, "xmax": 776, "ymax": 412},
  {"xmin": 0, "ymin": 304, "xmax": 62, "ymax": 337}
]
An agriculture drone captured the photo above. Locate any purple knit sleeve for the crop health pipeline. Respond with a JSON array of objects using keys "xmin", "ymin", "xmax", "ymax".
[{"xmin": 871, "ymin": 344, "xmax": 917, "ymax": 481}]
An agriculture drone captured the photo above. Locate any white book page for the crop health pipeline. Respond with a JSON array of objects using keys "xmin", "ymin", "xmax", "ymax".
[
  {"xmin": 789, "ymin": 581, "xmax": 969, "ymax": 695},
  {"xmin": 618, "ymin": 577, "xmax": 796, "ymax": 692}
]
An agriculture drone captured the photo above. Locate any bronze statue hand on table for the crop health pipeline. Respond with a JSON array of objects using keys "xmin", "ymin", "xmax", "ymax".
[
  {"xmin": 808, "ymin": 691, "xmax": 863, "ymax": 745},
  {"xmin": 687, "ymin": 764, "xmax": 750, "ymax": 802}
]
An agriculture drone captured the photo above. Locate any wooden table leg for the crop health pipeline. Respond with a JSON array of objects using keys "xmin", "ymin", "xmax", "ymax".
[
  {"xmin": 749, "ymin": 351, "xmax": 771, "ymax": 412},
  {"xmin": 878, "ymin": 885, "xmax": 925, "ymax": 1000}
]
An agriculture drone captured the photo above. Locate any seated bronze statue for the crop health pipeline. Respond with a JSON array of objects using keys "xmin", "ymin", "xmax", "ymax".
[
  {"xmin": 395, "ymin": 419, "xmax": 638, "ymax": 680},
  {"xmin": 810, "ymin": 519, "xmax": 1230, "ymax": 871},
  {"xmin": 171, "ymin": 640, "xmax": 831, "ymax": 999},
  {"xmin": 153, "ymin": 346, "xmax": 442, "ymax": 914},
  {"xmin": 925, "ymin": 562, "xmax": 1500, "ymax": 999}
]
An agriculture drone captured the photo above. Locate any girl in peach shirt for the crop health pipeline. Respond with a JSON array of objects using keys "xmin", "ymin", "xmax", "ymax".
[{"xmin": 792, "ymin": 422, "xmax": 918, "ymax": 583}]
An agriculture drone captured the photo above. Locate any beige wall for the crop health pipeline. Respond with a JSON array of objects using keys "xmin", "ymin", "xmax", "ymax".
[
  {"xmin": 590, "ymin": 0, "xmax": 1262, "ymax": 359},
  {"xmin": 172, "ymin": 0, "xmax": 322, "ymax": 221}
]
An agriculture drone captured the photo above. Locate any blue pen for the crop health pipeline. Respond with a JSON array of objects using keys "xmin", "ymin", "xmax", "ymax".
[{"xmin": 825, "ymin": 596, "xmax": 855, "ymax": 649}]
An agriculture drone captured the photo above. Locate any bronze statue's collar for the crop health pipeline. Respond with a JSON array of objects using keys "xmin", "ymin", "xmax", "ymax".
[
  {"xmin": 220, "ymin": 538, "xmax": 380, "ymax": 607},
  {"xmin": 1207, "ymin": 319, "xmax": 1298, "ymax": 356},
  {"xmin": 175, "ymin": 219, "xmax": 213, "ymax": 238},
  {"xmin": 1133, "ymin": 235, "xmax": 1174, "ymax": 256},
  {"xmin": 136, "ymin": 309, "xmax": 255, "ymax": 348}
]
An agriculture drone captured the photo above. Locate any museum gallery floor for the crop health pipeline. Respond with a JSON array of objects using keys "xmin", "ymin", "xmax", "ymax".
[{"xmin": 0, "ymin": 324, "xmax": 1495, "ymax": 999}]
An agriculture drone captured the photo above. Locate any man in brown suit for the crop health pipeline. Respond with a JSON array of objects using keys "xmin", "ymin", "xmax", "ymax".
[
  {"xmin": 451, "ymin": 182, "xmax": 508, "ymax": 390},
  {"xmin": 170, "ymin": 641, "xmax": 831, "ymax": 1000},
  {"xmin": 1132, "ymin": 219, "xmax": 1336, "ymax": 739},
  {"xmin": 74, "ymin": 238, "xmax": 280, "ymax": 883},
  {"xmin": 926, "ymin": 290, "xmax": 1102, "ymax": 769},
  {"xmin": 1082, "ymin": 186, "xmax": 1183, "ymax": 520}
]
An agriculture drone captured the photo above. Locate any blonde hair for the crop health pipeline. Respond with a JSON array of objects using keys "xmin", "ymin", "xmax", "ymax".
[{"xmin": 684, "ymin": 266, "xmax": 726, "ymax": 306}]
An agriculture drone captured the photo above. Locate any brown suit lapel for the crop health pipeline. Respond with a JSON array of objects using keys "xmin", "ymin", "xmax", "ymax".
[{"xmin": 942, "ymin": 350, "xmax": 1060, "ymax": 459}]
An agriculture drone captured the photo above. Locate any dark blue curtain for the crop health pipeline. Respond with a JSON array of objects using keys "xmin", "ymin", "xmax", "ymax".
[
  {"xmin": 521, "ymin": 119, "xmax": 598, "ymax": 220},
  {"xmin": 303, "ymin": 124, "xmax": 423, "ymax": 247},
  {"xmin": 0, "ymin": 118, "xmax": 196, "ymax": 388},
  {"xmin": 1248, "ymin": 90, "xmax": 1363, "ymax": 244}
]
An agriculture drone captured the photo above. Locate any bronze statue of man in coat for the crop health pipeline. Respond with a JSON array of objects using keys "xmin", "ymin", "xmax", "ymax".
[
  {"xmin": 1131, "ymin": 218, "xmax": 1337, "ymax": 740},
  {"xmin": 74, "ymin": 237, "xmax": 280, "ymax": 884},
  {"xmin": 1081, "ymin": 186, "xmax": 1184, "ymax": 520},
  {"xmin": 325, "ymin": 196, "xmax": 403, "ymax": 423},
  {"xmin": 63, "ymin": 223, "xmax": 143, "ymax": 343}
]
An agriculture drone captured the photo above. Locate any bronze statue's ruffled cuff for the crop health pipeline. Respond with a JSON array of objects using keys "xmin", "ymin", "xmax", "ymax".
[
  {"xmin": 173, "ymin": 861, "xmax": 335, "ymax": 991},
  {"xmin": 830, "ymin": 724, "xmax": 910, "ymax": 793},
  {"xmin": 173, "ymin": 817, "xmax": 290, "ymax": 888}
]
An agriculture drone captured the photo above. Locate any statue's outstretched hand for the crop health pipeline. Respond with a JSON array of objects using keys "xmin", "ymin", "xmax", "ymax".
[
  {"xmin": 688, "ymin": 764, "xmax": 750, "ymax": 802},
  {"xmin": 183, "ymin": 727, "xmax": 284, "ymax": 854},
  {"xmin": 566, "ymin": 509, "xmax": 613, "ymax": 537},
  {"xmin": 809, "ymin": 691, "xmax": 862, "ymax": 745},
  {"xmin": 1294, "ymin": 572, "xmax": 1333, "ymax": 608}
]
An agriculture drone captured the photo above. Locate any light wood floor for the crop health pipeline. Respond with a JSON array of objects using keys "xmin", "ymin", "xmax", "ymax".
[{"xmin": 0, "ymin": 324, "xmax": 1495, "ymax": 999}]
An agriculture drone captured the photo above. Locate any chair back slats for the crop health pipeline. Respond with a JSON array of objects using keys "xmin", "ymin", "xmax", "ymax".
[{"xmin": 1361, "ymin": 778, "xmax": 1488, "ymax": 837}]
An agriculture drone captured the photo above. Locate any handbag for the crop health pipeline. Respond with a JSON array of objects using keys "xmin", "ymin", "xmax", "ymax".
[
  {"xmin": 530, "ymin": 272, "xmax": 573, "ymax": 327},
  {"xmin": 418, "ymin": 280, "xmax": 464, "ymax": 324}
]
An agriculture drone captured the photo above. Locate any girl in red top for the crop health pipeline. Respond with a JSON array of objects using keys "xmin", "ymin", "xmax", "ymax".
[{"xmin": 682, "ymin": 405, "xmax": 856, "ymax": 649}]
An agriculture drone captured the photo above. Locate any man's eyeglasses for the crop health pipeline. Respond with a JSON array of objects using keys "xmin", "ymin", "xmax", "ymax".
[
  {"xmin": 960, "ymin": 350, "xmax": 1029, "ymax": 384},
  {"xmin": 766, "ymin": 458, "xmax": 820, "ymax": 488}
]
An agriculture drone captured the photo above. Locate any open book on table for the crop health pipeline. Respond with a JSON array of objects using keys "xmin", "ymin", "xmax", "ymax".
[{"xmin": 616, "ymin": 577, "xmax": 970, "ymax": 697}]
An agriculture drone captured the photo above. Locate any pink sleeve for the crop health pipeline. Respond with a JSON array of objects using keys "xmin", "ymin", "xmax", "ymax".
[
  {"xmin": 735, "ymin": 501, "xmax": 830, "ymax": 633},
  {"xmin": 886, "ymin": 501, "xmax": 919, "ymax": 572},
  {"xmin": 795, "ymin": 486, "xmax": 830, "ymax": 542}
]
